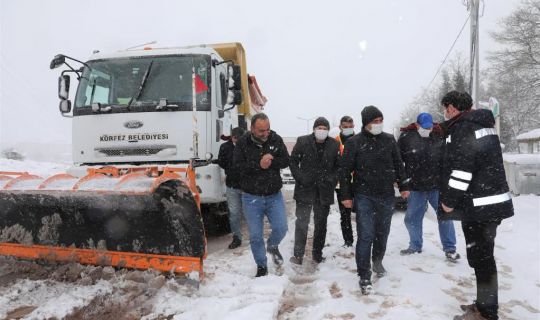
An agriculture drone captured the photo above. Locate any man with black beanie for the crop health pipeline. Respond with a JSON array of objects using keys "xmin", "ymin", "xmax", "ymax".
[
  {"xmin": 440, "ymin": 91, "xmax": 513, "ymax": 320},
  {"xmin": 289, "ymin": 117, "xmax": 340, "ymax": 265},
  {"xmin": 340, "ymin": 105, "xmax": 409, "ymax": 295}
]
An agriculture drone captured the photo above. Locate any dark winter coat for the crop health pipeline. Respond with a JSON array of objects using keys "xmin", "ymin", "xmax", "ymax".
[
  {"xmin": 398, "ymin": 123, "xmax": 444, "ymax": 191},
  {"xmin": 290, "ymin": 134, "xmax": 341, "ymax": 205},
  {"xmin": 339, "ymin": 129, "xmax": 409, "ymax": 198},
  {"xmin": 440, "ymin": 109, "xmax": 514, "ymax": 222},
  {"xmin": 217, "ymin": 140, "xmax": 242, "ymax": 189},
  {"xmin": 233, "ymin": 130, "xmax": 290, "ymax": 196}
]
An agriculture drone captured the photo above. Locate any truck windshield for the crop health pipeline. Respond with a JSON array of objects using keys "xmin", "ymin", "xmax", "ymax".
[{"xmin": 74, "ymin": 55, "xmax": 211, "ymax": 111}]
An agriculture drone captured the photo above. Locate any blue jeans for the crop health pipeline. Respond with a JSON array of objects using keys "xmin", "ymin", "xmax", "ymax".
[
  {"xmin": 226, "ymin": 187, "xmax": 243, "ymax": 240},
  {"xmin": 242, "ymin": 191, "xmax": 288, "ymax": 267},
  {"xmin": 355, "ymin": 194, "xmax": 395, "ymax": 280},
  {"xmin": 404, "ymin": 190, "xmax": 456, "ymax": 252}
]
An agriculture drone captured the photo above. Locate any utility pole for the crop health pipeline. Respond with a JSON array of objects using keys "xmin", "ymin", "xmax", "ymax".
[{"xmin": 468, "ymin": 0, "xmax": 480, "ymax": 107}]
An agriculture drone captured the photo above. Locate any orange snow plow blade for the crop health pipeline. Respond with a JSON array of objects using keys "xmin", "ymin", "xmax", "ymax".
[{"xmin": 0, "ymin": 166, "xmax": 206, "ymax": 279}]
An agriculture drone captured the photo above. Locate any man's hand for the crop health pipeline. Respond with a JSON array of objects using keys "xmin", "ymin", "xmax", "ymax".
[
  {"xmin": 400, "ymin": 191, "xmax": 410, "ymax": 199},
  {"xmin": 441, "ymin": 203, "xmax": 454, "ymax": 213},
  {"xmin": 341, "ymin": 200, "xmax": 353, "ymax": 209},
  {"xmin": 260, "ymin": 154, "xmax": 274, "ymax": 169}
]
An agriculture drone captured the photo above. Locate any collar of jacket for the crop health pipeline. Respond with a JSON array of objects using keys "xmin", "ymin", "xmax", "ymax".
[
  {"xmin": 249, "ymin": 130, "xmax": 277, "ymax": 146},
  {"xmin": 361, "ymin": 127, "xmax": 380, "ymax": 138},
  {"xmin": 443, "ymin": 109, "xmax": 472, "ymax": 131},
  {"xmin": 400, "ymin": 122, "xmax": 444, "ymax": 136}
]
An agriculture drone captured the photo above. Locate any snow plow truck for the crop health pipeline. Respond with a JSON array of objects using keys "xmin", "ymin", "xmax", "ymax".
[{"xmin": 0, "ymin": 42, "xmax": 266, "ymax": 280}]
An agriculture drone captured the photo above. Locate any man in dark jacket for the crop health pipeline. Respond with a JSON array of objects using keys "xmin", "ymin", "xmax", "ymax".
[
  {"xmin": 218, "ymin": 127, "xmax": 246, "ymax": 249},
  {"xmin": 340, "ymin": 105, "xmax": 409, "ymax": 295},
  {"xmin": 334, "ymin": 115, "xmax": 355, "ymax": 247},
  {"xmin": 289, "ymin": 117, "xmax": 340, "ymax": 265},
  {"xmin": 398, "ymin": 113, "xmax": 460, "ymax": 262},
  {"xmin": 440, "ymin": 91, "xmax": 514, "ymax": 320},
  {"xmin": 233, "ymin": 113, "xmax": 290, "ymax": 277}
]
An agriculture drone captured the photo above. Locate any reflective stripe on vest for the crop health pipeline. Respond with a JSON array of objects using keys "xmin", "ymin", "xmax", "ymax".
[
  {"xmin": 475, "ymin": 128, "xmax": 497, "ymax": 139},
  {"xmin": 472, "ymin": 192, "xmax": 511, "ymax": 207}
]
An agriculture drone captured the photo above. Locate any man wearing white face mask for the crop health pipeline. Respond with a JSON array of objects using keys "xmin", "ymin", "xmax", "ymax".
[
  {"xmin": 335, "ymin": 116, "xmax": 355, "ymax": 247},
  {"xmin": 397, "ymin": 113, "xmax": 460, "ymax": 262},
  {"xmin": 340, "ymin": 105, "xmax": 410, "ymax": 295},
  {"xmin": 289, "ymin": 117, "xmax": 340, "ymax": 265}
]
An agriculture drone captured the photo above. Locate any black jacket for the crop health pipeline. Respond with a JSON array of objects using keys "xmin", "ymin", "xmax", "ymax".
[
  {"xmin": 218, "ymin": 140, "xmax": 241, "ymax": 189},
  {"xmin": 398, "ymin": 123, "xmax": 444, "ymax": 191},
  {"xmin": 290, "ymin": 134, "xmax": 340, "ymax": 205},
  {"xmin": 340, "ymin": 129, "xmax": 409, "ymax": 198},
  {"xmin": 233, "ymin": 131, "xmax": 290, "ymax": 196},
  {"xmin": 440, "ymin": 109, "xmax": 514, "ymax": 222}
]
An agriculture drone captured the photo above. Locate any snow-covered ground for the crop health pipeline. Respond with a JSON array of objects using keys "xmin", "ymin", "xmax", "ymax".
[{"xmin": 0, "ymin": 159, "xmax": 539, "ymax": 319}]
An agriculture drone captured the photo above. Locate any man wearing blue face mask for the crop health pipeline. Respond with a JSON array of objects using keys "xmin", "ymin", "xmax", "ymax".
[
  {"xmin": 397, "ymin": 112, "xmax": 460, "ymax": 262},
  {"xmin": 340, "ymin": 105, "xmax": 410, "ymax": 295},
  {"xmin": 289, "ymin": 117, "xmax": 340, "ymax": 265}
]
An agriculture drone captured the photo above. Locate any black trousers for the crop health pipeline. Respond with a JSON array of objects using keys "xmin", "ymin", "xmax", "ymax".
[
  {"xmin": 293, "ymin": 199, "xmax": 330, "ymax": 259},
  {"xmin": 336, "ymin": 188, "xmax": 354, "ymax": 245},
  {"xmin": 462, "ymin": 220, "xmax": 501, "ymax": 320}
]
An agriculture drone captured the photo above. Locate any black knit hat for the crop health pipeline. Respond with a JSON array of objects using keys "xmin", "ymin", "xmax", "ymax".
[
  {"xmin": 361, "ymin": 106, "xmax": 383, "ymax": 127},
  {"xmin": 313, "ymin": 117, "xmax": 330, "ymax": 129}
]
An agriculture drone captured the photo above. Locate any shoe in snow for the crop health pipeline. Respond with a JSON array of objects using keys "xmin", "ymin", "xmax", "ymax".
[
  {"xmin": 228, "ymin": 236, "xmax": 241, "ymax": 249},
  {"xmin": 313, "ymin": 255, "xmax": 326, "ymax": 264},
  {"xmin": 255, "ymin": 266, "xmax": 268, "ymax": 277},
  {"xmin": 445, "ymin": 251, "xmax": 461, "ymax": 262},
  {"xmin": 400, "ymin": 248, "xmax": 422, "ymax": 255},
  {"xmin": 372, "ymin": 260, "xmax": 387, "ymax": 277},
  {"xmin": 359, "ymin": 279, "xmax": 374, "ymax": 295},
  {"xmin": 267, "ymin": 246, "xmax": 284, "ymax": 266},
  {"xmin": 343, "ymin": 241, "xmax": 353, "ymax": 247},
  {"xmin": 289, "ymin": 256, "xmax": 303, "ymax": 265}
]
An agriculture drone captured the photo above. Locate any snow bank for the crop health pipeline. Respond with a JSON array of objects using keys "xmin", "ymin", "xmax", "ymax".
[{"xmin": 503, "ymin": 153, "xmax": 540, "ymax": 165}]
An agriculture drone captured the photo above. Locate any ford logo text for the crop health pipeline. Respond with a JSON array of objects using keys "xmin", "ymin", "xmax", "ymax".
[{"xmin": 124, "ymin": 120, "xmax": 144, "ymax": 129}]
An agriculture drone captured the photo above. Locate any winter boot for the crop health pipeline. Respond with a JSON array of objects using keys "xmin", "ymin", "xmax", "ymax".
[
  {"xmin": 359, "ymin": 279, "xmax": 374, "ymax": 295},
  {"xmin": 267, "ymin": 246, "xmax": 284, "ymax": 266},
  {"xmin": 343, "ymin": 241, "xmax": 353, "ymax": 247},
  {"xmin": 400, "ymin": 248, "xmax": 422, "ymax": 255},
  {"xmin": 445, "ymin": 251, "xmax": 461, "ymax": 263},
  {"xmin": 255, "ymin": 266, "xmax": 268, "ymax": 277},
  {"xmin": 372, "ymin": 260, "xmax": 387, "ymax": 277},
  {"xmin": 289, "ymin": 256, "xmax": 303, "ymax": 265},
  {"xmin": 228, "ymin": 236, "xmax": 241, "ymax": 249},
  {"xmin": 313, "ymin": 255, "xmax": 326, "ymax": 264}
]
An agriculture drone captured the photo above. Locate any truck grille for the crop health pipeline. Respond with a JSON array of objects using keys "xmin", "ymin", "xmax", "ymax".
[{"xmin": 95, "ymin": 145, "xmax": 176, "ymax": 157}]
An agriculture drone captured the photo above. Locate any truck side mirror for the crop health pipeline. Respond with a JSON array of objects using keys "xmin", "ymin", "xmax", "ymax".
[
  {"xmin": 58, "ymin": 75, "xmax": 70, "ymax": 100},
  {"xmin": 228, "ymin": 65, "xmax": 242, "ymax": 90},
  {"xmin": 50, "ymin": 54, "xmax": 66, "ymax": 69},
  {"xmin": 59, "ymin": 99, "xmax": 72, "ymax": 114},
  {"xmin": 227, "ymin": 90, "xmax": 243, "ymax": 105}
]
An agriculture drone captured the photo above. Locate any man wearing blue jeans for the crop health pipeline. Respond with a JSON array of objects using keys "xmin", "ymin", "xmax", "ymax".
[
  {"xmin": 218, "ymin": 127, "xmax": 246, "ymax": 249},
  {"xmin": 340, "ymin": 106, "xmax": 409, "ymax": 295},
  {"xmin": 233, "ymin": 113, "xmax": 290, "ymax": 277},
  {"xmin": 398, "ymin": 113, "xmax": 460, "ymax": 261}
]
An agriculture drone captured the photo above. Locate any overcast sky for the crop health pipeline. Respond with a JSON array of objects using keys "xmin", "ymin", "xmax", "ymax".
[{"xmin": 0, "ymin": 0, "xmax": 522, "ymax": 147}]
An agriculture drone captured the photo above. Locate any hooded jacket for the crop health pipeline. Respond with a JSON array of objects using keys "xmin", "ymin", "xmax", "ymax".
[
  {"xmin": 290, "ymin": 133, "xmax": 340, "ymax": 205},
  {"xmin": 440, "ymin": 109, "xmax": 514, "ymax": 221},
  {"xmin": 233, "ymin": 130, "xmax": 290, "ymax": 196},
  {"xmin": 398, "ymin": 123, "xmax": 444, "ymax": 191},
  {"xmin": 339, "ymin": 129, "xmax": 409, "ymax": 198}
]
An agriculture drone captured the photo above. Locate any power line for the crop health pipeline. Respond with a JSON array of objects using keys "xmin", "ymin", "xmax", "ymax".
[{"xmin": 424, "ymin": 13, "xmax": 471, "ymax": 93}]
